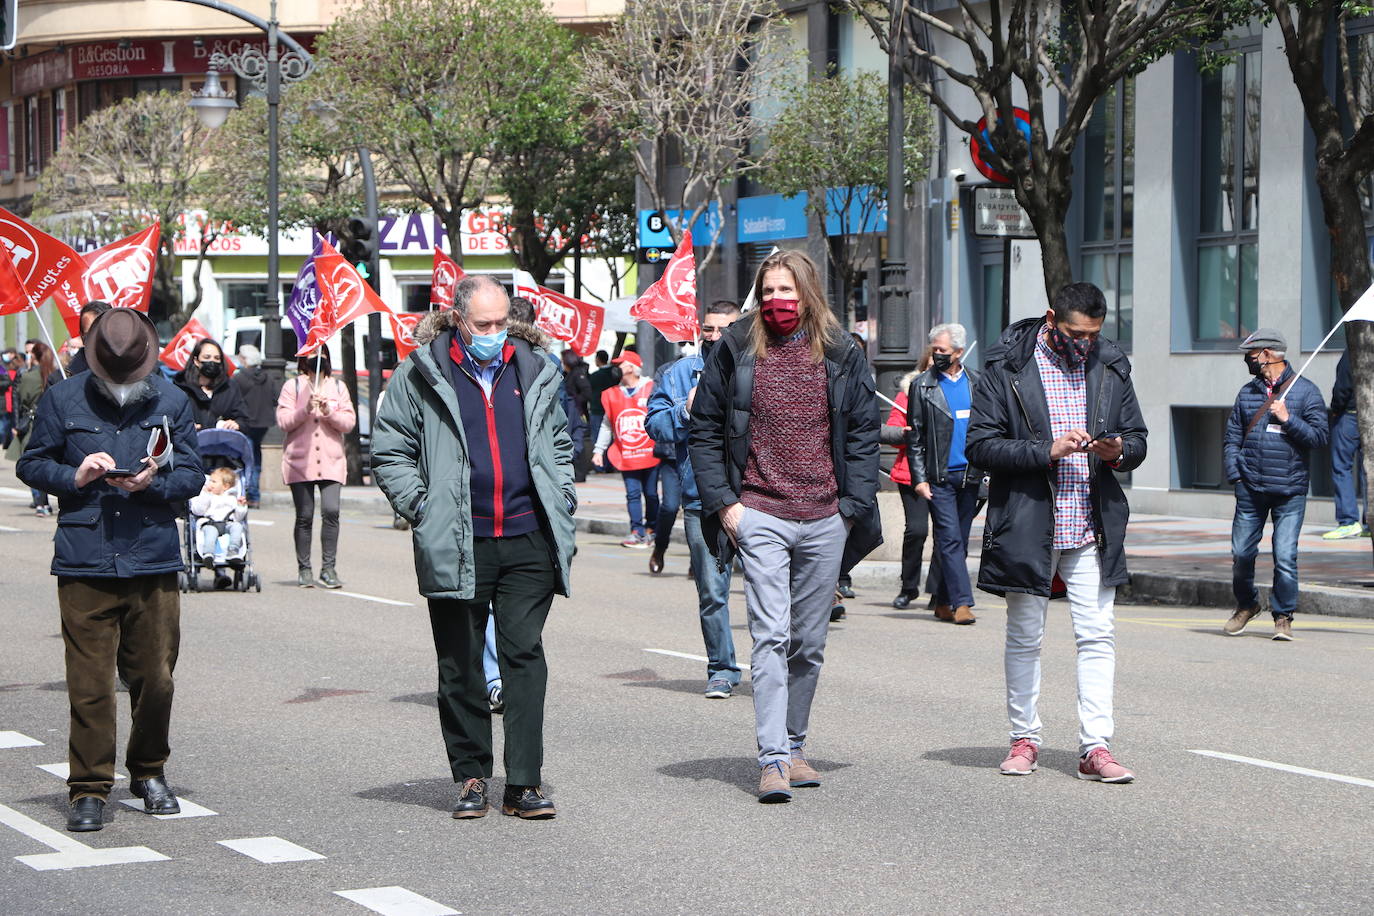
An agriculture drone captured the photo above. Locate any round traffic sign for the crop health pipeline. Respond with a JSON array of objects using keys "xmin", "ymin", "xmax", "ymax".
[{"xmin": 969, "ymin": 108, "xmax": 1032, "ymax": 185}]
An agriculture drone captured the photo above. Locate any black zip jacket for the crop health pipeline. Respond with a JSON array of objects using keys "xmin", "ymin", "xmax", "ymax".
[
  {"xmin": 965, "ymin": 317, "xmax": 1148, "ymax": 597},
  {"xmin": 906, "ymin": 365, "xmax": 982, "ymax": 487},
  {"xmin": 689, "ymin": 314, "xmax": 882, "ymax": 564}
]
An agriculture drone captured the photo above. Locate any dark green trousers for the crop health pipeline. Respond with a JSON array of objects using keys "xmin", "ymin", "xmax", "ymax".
[
  {"xmin": 57, "ymin": 574, "xmax": 180, "ymax": 802},
  {"xmin": 428, "ymin": 532, "xmax": 556, "ymax": 787}
]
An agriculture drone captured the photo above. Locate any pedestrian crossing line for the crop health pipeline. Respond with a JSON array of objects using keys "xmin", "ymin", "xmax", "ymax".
[
  {"xmin": 325, "ymin": 590, "xmax": 415, "ymax": 607},
  {"xmin": 37, "ymin": 762, "xmax": 124, "ymax": 781},
  {"xmin": 1189, "ymin": 749, "xmax": 1374, "ymax": 789},
  {"xmin": 0, "ymin": 731, "xmax": 42, "ymax": 748},
  {"xmin": 644, "ymin": 648, "xmax": 752, "ymax": 671},
  {"xmin": 335, "ymin": 886, "xmax": 460, "ymax": 916},
  {"xmin": 218, "ymin": 836, "xmax": 325, "ymax": 863},
  {"xmin": 0, "ymin": 801, "xmax": 169, "ymax": 871},
  {"xmin": 118, "ymin": 797, "xmax": 218, "ymax": 819}
]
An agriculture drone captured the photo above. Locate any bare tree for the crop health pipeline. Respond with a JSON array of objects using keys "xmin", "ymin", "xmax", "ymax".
[
  {"xmin": 34, "ymin": 91, "xmax": 225, "ymax": 323},
  {"xmin": 851, "ymin": 0, "xmax": 1236, "ymax": 301},
  {"xmin": 582, "ymin": 0, "xmax": 791, "ymax": 271}
]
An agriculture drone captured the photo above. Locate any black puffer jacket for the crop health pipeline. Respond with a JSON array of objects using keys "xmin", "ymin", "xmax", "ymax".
[
  {"xmin": 689, "ymin": 314, "xmax": 882, "ymax": 564},
  {"xmin": 175, "ymin": 367, "xmax": 249, "ymax": 431},
  {"xmin": 233, "ymin": 365, "xmax": 283, "ymax": 429},
  {"xmin": 1223, "ymin": 364, "xmax": 1328, "ymax": 496},
  {"xmin": 906, "ymin": 366, "xmax": 982, "ymax": 486},
  {"xmin": 965, "ymin": 317, "xmax": 1148, "ymax": 597}
]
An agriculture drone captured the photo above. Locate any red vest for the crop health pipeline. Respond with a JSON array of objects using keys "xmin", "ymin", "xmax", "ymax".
[{"xmin": 602, "ymin": 380, "xmax": 659, "ymax": 471}]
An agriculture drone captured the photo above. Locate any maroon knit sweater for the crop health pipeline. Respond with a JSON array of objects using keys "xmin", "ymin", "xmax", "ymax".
[{"xmin": 740, "ymin": 333, "xmax": 838, "ymax": 520}]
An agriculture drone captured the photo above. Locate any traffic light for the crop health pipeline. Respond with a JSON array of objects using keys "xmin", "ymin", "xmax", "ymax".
[
  {"xmin": 341, "ymin": 217, "xmax": 378, "ymax": 279},
  {"xmin": 1, "ymin": 0, "xmax": 17, "ymax": 51}
]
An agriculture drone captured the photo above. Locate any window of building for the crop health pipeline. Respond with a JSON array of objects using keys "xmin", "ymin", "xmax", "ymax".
[
  {"xmin": 221, "ymin": 281, "xmax": 294, "ymax": 318},
  {"xmin": 53, "ymin": 91, "xmax": 67, "ymax": 153},
  {"xmin": 0, "ymin": 104, "xmax": 10, "ymax": 177},
  {"xmin": 1194, "ymin": 47, "xmax": 1261, "ymax": 347},
  {"xmin": 1080, "ymin": 77, "xmax": 1135, "ymax": 348},
  {"xmin": 24, "ymin": 96, "xmax": 38, "ymax": 176}
]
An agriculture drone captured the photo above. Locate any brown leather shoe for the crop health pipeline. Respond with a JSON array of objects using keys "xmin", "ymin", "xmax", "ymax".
[
  {"xmin": 953, "ymin": 605, "xmax": 976, "ymax": 625},
  {"xmin": 789, "ymin": 752, "xmax": 821, "ymax": 787},
  {"xmin": 1224, "ymin": 605, "xmax": 1260, "ymax": 635},
  {"xmin": 758, "ymin": 760, "xmax": 792, "ymax": 803},
  {"xmin": 934, "ymin": 605, "xmax": 954, "ymax": 622}
]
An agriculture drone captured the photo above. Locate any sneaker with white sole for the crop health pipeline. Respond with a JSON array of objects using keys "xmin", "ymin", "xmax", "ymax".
[
  {"xmin": 704, "ymin": 679, "xmax": 732, "ymax": 699},
  {"xmin": 999, "ymin": 738, "xmax": 1039, "ymax": 775},
  {"xmin": 1322, "ymin": 522, "xmax": 1367, "ymax": 540},
  {"xmin": 1272, "ymin": 617, "xmax": 1294, "ymax": 641},
  {"xmin": 1077, "ymin": 747, "xmax": 1134, "ymax": 783},
  {"xmin": 1223, "ymin": 605, "xmax": 1260, "ymax": 636}
]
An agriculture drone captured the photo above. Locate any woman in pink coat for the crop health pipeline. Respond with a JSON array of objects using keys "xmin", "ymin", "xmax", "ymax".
[{"xmin": 277, "ymin": 345, "xmax": 356, "ymax": 589}]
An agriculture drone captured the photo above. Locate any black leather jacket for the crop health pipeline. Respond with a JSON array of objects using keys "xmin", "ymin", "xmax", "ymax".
[{"xmin": 905, "ymin": 366, "xmax": 982, "ymax": 487}]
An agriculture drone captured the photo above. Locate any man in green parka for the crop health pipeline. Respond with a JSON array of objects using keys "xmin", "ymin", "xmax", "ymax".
[{"xmin": 372, "ymin": 275, "xmax": 576, "ymax": 821}]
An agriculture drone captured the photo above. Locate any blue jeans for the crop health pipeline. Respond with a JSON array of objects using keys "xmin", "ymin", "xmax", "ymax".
[
  {"xmin": 928, "ymin": 475, "xmax": 980, "ymax": 608},
  {"xmin": 654, "ymin": 460, "xmax": 682, "ymax": 553},
  {"xmin": 684, "ymin": 509, "xmax": 739, "ymax": 685},
  {"xmin": 0, "ymin": 414, "xmax": 12, "ymax": 451},
  {"xmin": 1232, "ymin": 483, "xmax": 1306, "ymax": 619},
  {"xmin": 244, "ymin": 426, "xmax": 267, "ymax": 503},
  {"xmin": 482, "ymin": 613, "xmax": 501, "ymax": 691},
  {"xmin": 1330, "ymin": 412, "xmax": 1364, "ymax": 526},
  {"xmin": 622, "ymin": 466, "xmax": 660, "ymax": 537}
]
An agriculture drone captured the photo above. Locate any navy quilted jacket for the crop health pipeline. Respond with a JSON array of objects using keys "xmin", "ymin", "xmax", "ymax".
[{"xmin": 1223, "ymin": 365, "xmax": 1328, "ymax": 495}]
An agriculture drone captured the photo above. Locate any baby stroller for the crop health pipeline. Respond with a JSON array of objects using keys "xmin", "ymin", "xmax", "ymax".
[{"xmin": 181, "ymin": 428, "xmax": 262, "ymax": 593}]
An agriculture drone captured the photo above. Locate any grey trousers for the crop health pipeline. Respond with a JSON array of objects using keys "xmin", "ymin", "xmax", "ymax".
[{"xmin": 735, "ymin": 506, "xmax": 848, "ymax": 767}]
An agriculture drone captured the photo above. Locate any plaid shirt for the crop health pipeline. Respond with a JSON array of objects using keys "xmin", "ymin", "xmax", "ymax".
[{"xmin": 1034, "ymin": 329, "xmax": 1095, "ymax": 549}]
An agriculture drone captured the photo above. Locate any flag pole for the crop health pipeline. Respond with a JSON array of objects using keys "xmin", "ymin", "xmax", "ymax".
[
  {"xmin": 1279, "ymin": 321, "xmax": 1344, "ymax": 403},
  {"xmin": 739, "ymin": 246, "xmax": 780, "ymax": 313},
  {"xmin": 875, "ymin": 389, "xmax": 906, "ymax": 417},
  {"xmin": 34, "ymin": 308, "xmax": 68, "ymax": 381}
]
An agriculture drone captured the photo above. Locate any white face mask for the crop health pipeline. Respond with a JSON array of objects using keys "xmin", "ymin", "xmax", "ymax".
[{"xmin": 109, "ymin": 382, "xmax": 139, "ymax": 405}]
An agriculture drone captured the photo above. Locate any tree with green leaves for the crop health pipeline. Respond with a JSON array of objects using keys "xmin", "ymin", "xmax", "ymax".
[
  {"xmin": 851, "ymin": 0, "xmax": 1238, "ymax": 301},
  {"xmin": 759, "ymin": 68, "xmax": 933, "ymax": 320},
  {"xmin": 314, "ymin": 0, "xmax": 574, "ymax": 263},
  {"xmin": 34, "ymin": 91, "xmax": 227, "ymax": 323}
]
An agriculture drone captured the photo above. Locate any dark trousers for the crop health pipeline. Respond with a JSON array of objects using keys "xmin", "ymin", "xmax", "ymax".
[
  {"xmin": 654, "ymin": 461, "xmax": 682, "ymax": 553},
  {"xmin": 57, "ymin": 574, "xmax": 180, "ymax": 801},
  {"xmin": 928, "ymin": 475, "xmax": 980, "ymax": 608},
  {"xmin": 896, "ymin": 483, "xmax": 930, "ymax": 597},
  {"xmin": 290, "ymin": 480, "xmax": 341, "ymax": 571},
  {"xmin": 244, "ymin": 426, "xmax": 267, "ymax": 503},
  {"xmin": 427, "ymin": 532, "xmax": 556, "ymax": 786}
]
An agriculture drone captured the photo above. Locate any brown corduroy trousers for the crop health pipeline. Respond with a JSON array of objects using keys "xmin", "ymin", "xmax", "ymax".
[{"xmin": 57, "ymin": 574, "xmax": 180, "ymax": 802}]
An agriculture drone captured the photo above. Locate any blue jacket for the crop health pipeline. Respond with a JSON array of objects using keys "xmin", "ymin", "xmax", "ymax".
[
  {"xmin": 646, "ymin": 355, "xmax": 703, "ymax": 509},
  {"xmin": 1224, "ymin": 365, "xmax": 1328, "ymax": 496},
  {"xmin": 17, "ymin": 373, "xmax": 205, "ymax": 578}
]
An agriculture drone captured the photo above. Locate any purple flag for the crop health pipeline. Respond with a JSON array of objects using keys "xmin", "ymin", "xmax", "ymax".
[{"xmin": 286, "ymin": 237, "xmax": 325, "ymax": 349}]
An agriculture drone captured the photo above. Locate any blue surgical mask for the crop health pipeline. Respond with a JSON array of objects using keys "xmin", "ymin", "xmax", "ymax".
[{"xmin": 465, "ymin": 326, "xmax": 507, "ymax": 362}]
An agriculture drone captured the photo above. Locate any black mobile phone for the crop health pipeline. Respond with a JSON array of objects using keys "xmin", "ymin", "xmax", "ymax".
[
  {"xmin": 102, "ymin": 467, "xmax": 139, "ymax": 479},
  {"xmin": 1087, "ymin": 431, "xmax": 1122, "ymax": 445}
]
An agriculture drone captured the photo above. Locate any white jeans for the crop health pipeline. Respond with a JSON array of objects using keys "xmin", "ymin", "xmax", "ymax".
[{"xmin": 1003, "ymin": 545, "xmax": 1116, "ymax": 754}]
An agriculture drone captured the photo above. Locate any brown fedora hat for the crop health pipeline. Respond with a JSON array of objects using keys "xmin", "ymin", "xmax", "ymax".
[{"xmin": 86, "ymin": 308, "xmax": 160, "ymax": 384}]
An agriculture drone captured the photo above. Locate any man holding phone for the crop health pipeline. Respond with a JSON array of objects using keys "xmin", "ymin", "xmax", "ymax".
[
  {"xmin": 967, "ymin": 283, "xmax": 1148, "ymax": 784},
  {"xmin": 17, "ymin": 309, "xmax": 203, "ymax": 832}
]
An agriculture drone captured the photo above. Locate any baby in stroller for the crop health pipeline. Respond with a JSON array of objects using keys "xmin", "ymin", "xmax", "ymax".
[{"xmin": 189, "ymin": 467, "xmax": 248, "ymax": 589}]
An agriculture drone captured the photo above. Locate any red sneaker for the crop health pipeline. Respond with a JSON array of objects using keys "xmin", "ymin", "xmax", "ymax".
[
  {"xmin": 999, "ymin": 738, "xmax": 1039, "ymax": 775},
  {"xmin": 1077, "ymin": 747, "xmax": 1134, "ymax": 783}
]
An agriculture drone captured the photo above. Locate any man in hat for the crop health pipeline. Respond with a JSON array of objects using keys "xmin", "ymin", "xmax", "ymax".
[
  {"xmin": 17, "ymin": 308, "xmax": 204, "ymax": 832},
  {"xmin": 1223, "ymin": 328, "xmax": 1328, "ymax": 641},
  {"xmin": 592, "ymin": 351, "xmax": 661, "ymax": 548}
]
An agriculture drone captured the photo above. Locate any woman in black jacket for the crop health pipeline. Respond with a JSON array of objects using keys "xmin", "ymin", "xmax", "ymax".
[{"xmin": 174, "ymin": 339, "xmax": 248, "ymax": 431}]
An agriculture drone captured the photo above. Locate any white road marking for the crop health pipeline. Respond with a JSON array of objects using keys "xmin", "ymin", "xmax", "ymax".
[
  {"xmin": 1189, "ymin": 749, "xmax": 1374, "ymax": 789},
  {"xmin": 37, "ymin": 762, "xmax": 124, "ymax": 781},
  {"xmin": 118, "ymin": 797, "xmax": 218, "ymax": 819},
  {"xmin": 218, "ymin": 836, "xmax": 325, "ymax": 863},
  {"xmin": 0, "ymin": 731, "xmax": 42, "ymax": 748},
  {"xmin": 0, "ymin": 487, "xmax": 31, "ymax": 500},
  {"xmin": 327, "ymin": 590, "xmax": 414, "ymax": 607},
  {"xmin": 247, "ymin": 519, "xmax": 274, "ymax": 527},
  {"xmin": 0, "ymin": 801, "xmax": 168, "ymax": 871},
  {"xmin": 644, "ymin": 648, "xmax": 751, "ymax": 671},
  {"xmin": 0, "ymin": 525, "xmax": 20, "ymax": 532},
  {"xmin": 335, "ymin": 886, "xmax": 460, "ymax": 916}
]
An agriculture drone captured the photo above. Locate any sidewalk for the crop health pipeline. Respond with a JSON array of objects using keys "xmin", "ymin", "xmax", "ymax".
[{"xmin": 7, "ymin": 458, "xmax": 1373, "ymax": 618}]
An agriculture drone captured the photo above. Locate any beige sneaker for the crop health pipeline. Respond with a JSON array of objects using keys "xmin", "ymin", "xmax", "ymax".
[
  {"xmin": 789, "ymin": 752, "xmax": 821, "ymax": 788},
  {"xmin": 1223, "ymin": 606, "xmax": 1260, "ymax": 636},
  {"xmin": 1273, "ymin": 617, "xmax": 1294, "ymax": 641},
  {"xmin": 758, "ymin": 760, "xmax": 792, "ymax": 803}
]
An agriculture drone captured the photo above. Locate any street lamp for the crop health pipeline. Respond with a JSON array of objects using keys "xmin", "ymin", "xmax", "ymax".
[{"xmin": 187, "ymin": 70, "xmax": 236, "ymax": 128}]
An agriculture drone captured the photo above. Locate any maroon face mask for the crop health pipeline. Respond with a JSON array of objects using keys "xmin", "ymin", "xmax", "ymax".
[{"xmin": 761, "ymin": 297, "xmax": 801, "ymax": 337}]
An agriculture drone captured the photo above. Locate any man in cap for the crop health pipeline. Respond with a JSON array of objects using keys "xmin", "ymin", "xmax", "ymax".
[
  {"xmin": 17, "ymin": 308, "xmax": 204, "ymax": 832},
  {"xmin": 1223, "ymin": 328, "xmax": 1328, "ymax": 641}
]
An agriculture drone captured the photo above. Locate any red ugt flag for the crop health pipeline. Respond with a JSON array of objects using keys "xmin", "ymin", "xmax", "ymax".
[
  {"xmin": 390, "ymin": 311, "xmax": 423, "ymax": 362},
  {"xmin": 299, "ymin": 237, "xmax": 393, "ymax": 357},
  {"xmin": 83, "ymin": 224, "xmax": 160, "ymax": 312},
  {"xmin": 631, "ymin": 230, "xmax": 698, "ymax": 343},
  {"xmin": 160, "ymin": 316, "xmax": 213, "ymax": 372},
  {"xmin": 0, "ymin": 206, "xmax": 86, "ymax": 335},
  {"xmin": 512, "ymin": 270, "xmax": 606, "ymax": 357},
  {"xmin": 0, "ymin": 243, "xmax": 31, "ymax": 316},
  {"xmin": 430, "ymin": 248, "xmax": 465, "ymax": 309}
]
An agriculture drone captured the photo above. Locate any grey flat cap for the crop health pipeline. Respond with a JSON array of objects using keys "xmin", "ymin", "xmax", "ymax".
[{"xmin": 1238, "ymin": 328, "xmax": 1287, "ymax": 352}]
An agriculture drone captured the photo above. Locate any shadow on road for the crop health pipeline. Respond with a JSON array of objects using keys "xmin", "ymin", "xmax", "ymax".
[
  {"xmin": 923, "ymin": 745, "xmax": 1083, "ymax": 777},
  {"xmin": 391, "ymin": 692, "xmax": 438, "ymax": 708},
  {"xmin": 658, "ymin": 756, "xmax": 852, "ymax": 796},
  {"xmin": 625, "ymin": 679, "xmax": 754, "ymax": 698},
  {"xmin": 356, "ymin": 777, "xmax": 481, "ymax": 813}
]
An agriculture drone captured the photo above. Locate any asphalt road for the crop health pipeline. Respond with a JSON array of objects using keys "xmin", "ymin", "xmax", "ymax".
[{"xmin": 1, "ymin": 484, "xmax": 1372, "ymax": 915}]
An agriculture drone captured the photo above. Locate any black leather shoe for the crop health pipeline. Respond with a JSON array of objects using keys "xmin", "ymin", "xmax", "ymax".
[
  {"xmin": 67, "ymin": 797, "xmax": 105, "ymax": 832},
  {"xmin": 452, "ymin": 777, "xmax": 488, "ymax": 819},
  {"xmin": 129, "ymin": 775, "xmax": 181, "ymax": 815},
  {"xmin": 501, "ymin": 785, "xmax": 556, "ymax": 819},
  {"xmin": 892, "ymin": 593, "xmax": 914, "ymax": 609}
]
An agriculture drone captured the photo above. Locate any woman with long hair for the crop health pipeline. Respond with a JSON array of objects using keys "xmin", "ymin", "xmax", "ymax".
[
  {"xmin": 276, "ymin": 345, "xmax": 355, "ymax": 589},
  {"xmin": 173, "ymin": 339, "xmax": 248, "ymax": 431},
  {"xmin": 689, "ymin": 249, "xmax": 881, "ymax": 803},
  {"xmin": 8, "ymin": 341, "xmax": 58, "ymax": 516}
]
